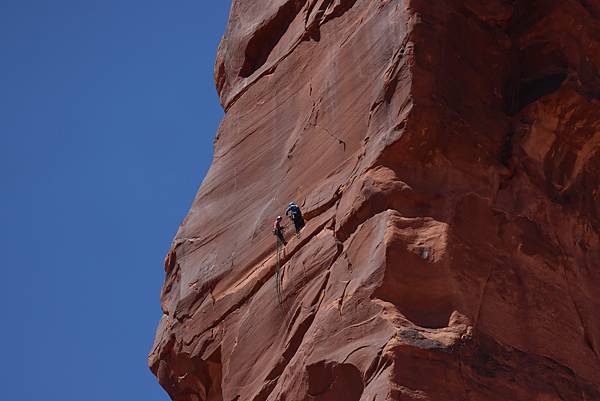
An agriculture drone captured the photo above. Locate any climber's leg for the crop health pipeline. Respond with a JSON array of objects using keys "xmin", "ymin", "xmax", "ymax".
[{"xmin": 276, "ymin": 229, "xmax": 287, "ymax": 246}]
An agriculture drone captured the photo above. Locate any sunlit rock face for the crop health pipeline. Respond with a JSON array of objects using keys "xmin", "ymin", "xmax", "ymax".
[{"xmin": 149, "ymin": 1, "xmax": 600, "ymax": 400}]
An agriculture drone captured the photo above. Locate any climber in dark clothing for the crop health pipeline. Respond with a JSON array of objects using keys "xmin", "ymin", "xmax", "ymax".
[
  {"xmin": 273, "ymin": 216, "xmax": 287, "ymax": 246},
  {"xmin": 285, "ymin": 202, "xmax": 305, "ymax": 235}
]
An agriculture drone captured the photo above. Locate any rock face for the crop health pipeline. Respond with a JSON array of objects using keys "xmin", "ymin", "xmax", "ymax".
[{"xmin": 149, "ymin": 1, "xmax": 600, "ymax": 400}]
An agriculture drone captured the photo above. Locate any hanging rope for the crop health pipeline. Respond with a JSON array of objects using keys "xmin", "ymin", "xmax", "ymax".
[
  {"xmin": 272, "ymin": 218, "xmax": 300, "ymax": 318},
  {"xmin": 274, "ymin": 237, "xmax": 285, "ymax": 317}
]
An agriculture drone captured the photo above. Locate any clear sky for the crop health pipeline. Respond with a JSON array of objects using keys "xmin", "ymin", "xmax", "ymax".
[{"xmin": 1, "ymin": 2, "xmax": 231, "ymax": 400}]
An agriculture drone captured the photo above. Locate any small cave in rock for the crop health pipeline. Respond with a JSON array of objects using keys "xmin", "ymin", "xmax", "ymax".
[
  {"xmin": 517, "ymin": 72, "xmax": 567, "ymax": 110},
  {"xmin": 307, "ymin": 362, "xmax": 364, "ymax": 401},
  {"xmin": 155, "ymin": 345, "xmax": 224, "ymax": 401},
  {"xmin": 374, "ymin": 251, "xmax": 457, "ymax": 329},
  {"xmin": 500, "ymin": 128, "xmax": 515, "ymax": 167},
  {"xmin": 378, "ymin": 292, "xmax": 457, "ymax": 330},
  {"xmin": 204, "ymin": 347, "xmax": 224, "ymax": 401},
  {"xmin": 239, "ymin": 0, "xmax": 304, "ymax": 78}
]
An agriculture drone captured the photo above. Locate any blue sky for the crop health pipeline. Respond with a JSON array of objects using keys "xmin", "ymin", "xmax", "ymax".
[{"xmin": 1, "ymin": 2, "xmax": 231, "ymax": 400}]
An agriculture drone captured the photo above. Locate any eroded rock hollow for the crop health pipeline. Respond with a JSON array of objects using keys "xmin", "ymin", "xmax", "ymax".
[{"xmin": 149, "ymin": 1, "xmax": 600, "ymax": 400}]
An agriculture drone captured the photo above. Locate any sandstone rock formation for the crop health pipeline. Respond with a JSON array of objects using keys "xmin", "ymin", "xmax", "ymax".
[{"xmin": 149, "ymin": 1, "xmax": 600, "ymax": 400}]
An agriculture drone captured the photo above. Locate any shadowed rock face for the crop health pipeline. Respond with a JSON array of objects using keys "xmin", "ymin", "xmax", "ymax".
[{"xmin": 149, "ymin": 1, "xmax": 600, "ymax": 400}]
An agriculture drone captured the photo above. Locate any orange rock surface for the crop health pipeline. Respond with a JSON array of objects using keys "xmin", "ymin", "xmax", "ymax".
[{"xmin": 149, "ymin": 1, "xmax": 600, "ymax": 400}]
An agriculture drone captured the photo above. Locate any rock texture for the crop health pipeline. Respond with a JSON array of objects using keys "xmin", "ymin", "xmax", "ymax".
[{"xmin": 149, "ymin": 1, "xmax": 600, "ymax": 400}]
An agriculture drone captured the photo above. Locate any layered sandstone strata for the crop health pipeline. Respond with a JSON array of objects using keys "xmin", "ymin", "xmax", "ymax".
[{"xmin": 149, "ymin": 1, "xmax": 600, "ymax": 400}]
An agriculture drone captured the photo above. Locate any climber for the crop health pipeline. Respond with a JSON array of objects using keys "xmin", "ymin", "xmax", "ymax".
[
  {"xmin": 285, "ymin": 202, "xmax": 305, "ymax": 235},
  {"xmin": 272, "ymin": 215, "xmax": 287, "ymax": 246}
]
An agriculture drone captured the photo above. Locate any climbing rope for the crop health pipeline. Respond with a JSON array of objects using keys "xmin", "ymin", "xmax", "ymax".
[
  {"xmin": 275, "ymin": 237, "xmax": 285, "ymax": 317},
  {"xmin": 272, "ymin": 218, "xmax": 302, "ymax": 317}
]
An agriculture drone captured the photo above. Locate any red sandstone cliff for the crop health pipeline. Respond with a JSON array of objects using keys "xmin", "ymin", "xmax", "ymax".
[{"xmin": 149, "ymin": 1, "xmax": 600, "ymax": 400}]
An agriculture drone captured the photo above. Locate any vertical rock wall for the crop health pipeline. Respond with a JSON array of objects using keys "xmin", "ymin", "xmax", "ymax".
[{"xmin": 149, "ymin": 1, "xmax": 600, "ymax": 400}]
